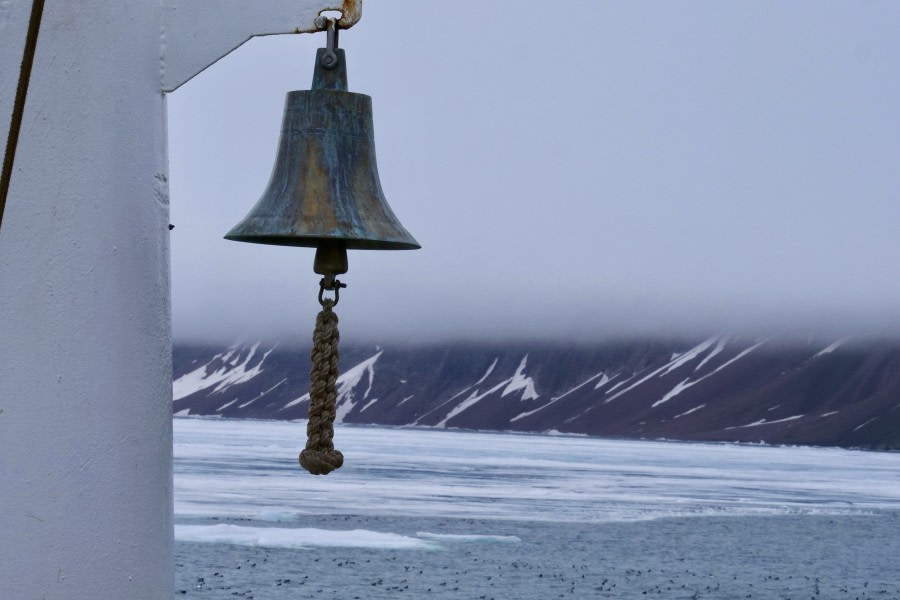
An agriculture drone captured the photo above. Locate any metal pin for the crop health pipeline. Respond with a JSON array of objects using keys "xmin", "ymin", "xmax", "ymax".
[{"xmin": 319, "ymin": 17, "xmax": 339, "ymax": 69}]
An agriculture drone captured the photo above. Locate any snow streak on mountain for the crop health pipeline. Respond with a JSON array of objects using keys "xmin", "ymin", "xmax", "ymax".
[{"xmin": 173, "ymin": 337, "xmax": 900, "ymax": 449}]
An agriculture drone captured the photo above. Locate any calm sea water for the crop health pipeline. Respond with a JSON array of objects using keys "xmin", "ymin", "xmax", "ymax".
[{"xmin": 174, "ymin": 417, "xmax": 900, "ymax": 599}]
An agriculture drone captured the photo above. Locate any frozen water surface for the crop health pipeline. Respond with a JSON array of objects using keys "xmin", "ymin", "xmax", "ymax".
[
  {"xmin": 174, "ymin": 417, "xmax": 900, "ymax": 599},
  {"xmin": 175, "ymin": 417, "xmax": 900, "ymax": 523}
]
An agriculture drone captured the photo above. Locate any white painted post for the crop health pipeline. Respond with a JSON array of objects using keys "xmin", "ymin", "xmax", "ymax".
[{"xmin": 0, "ymin": 1, "xmax": 355, "ymax": 597}]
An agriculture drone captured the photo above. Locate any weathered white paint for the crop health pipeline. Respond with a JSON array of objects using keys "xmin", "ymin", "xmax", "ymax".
[
  {"xmin": 0, "ymin": 0, "xmax": 346, "ymax": 597},
  {"xmin": 161, "ymin": 0, "xmax": 361, "ymax": 92}
]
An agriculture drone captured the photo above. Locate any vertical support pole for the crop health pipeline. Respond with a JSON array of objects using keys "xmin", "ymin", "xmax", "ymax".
[{"xmin": 0, "ymin": 2, "xmax": 174, "ymax": 598}]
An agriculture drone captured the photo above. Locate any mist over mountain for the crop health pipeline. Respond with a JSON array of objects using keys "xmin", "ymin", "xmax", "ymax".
[
  {"xmin": 169, "ymin": 2, "xmax": 900, "ymax": 348},
  {"xmin": 174, "ymin": 335, "xmax": 900, "ymax": 450}
]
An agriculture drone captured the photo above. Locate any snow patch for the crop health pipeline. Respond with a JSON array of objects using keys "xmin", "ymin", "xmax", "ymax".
[
  {"xmin": 173, "ymin": 342, "xmax": 276, "ymax": 401},
  {"xmin": 593, "ymin": 373, "xmax": 610, "ymax": 390},
  {"xmin": 359, "ymin": 397, "xmax": 380, "ymax": 412},
  {"xmin": 652, "ymin": 378, "xmax": 695, "ymax": 408},
  {"xmin": 511, "ymin": 371, "xmax": 605, "ymax": 422},
  {"xmin": 607, "ymin": 338, "xmax": 722, "ymax": 405},
  {"xmin": 418, "ymin": 358, "xmax": 501, "ymax": 424},
  {"xmin": 334, "ymin": 352, "xmax": 382, "ymax": 423},
  {"xmin": 474, "ymin": 358, "xmax": 498, "ymax": 386},
  {"xmin": 436, "ymin": 380, "xmax": 511, "ymax": 427},
  {"xmin": 728, "ymin": 415, "xmax": 804, "ymax": 429},
  {"xmin": 815, "ymin": 339, "xmax": 848, "ymax": 358},
  {"xmin": 501, "ymin": 356, "xmax": 539, "ymax": 401},
  {"xmin": 239, "ymin": 378, "xmax": 287, "ymax": 409},
  {"xmin": 603, "ymin": 374, "xmax": 632, "ymax": 394},
  {"xmin": 706, "ymin": 339, "xmax": 767, "ymax": 378},
  {"xmin": 661, "ymin": 336, "xmax": 719, "ymax": 375},
  {"xmin": 281, "ymin": 352, "xmax": 382, "ymax": 419},
  {"xmin": 653, "ymin": 340, "xmax": 767, "ymax": 408},
  {"xmin": 673, "ymin": 404, "xmax": 705, "ymax": 419},
  {"xmin": 694, "ymin": 336, "xmax": 728, "ymax": 371},
  {"xmin": 281, "ymin": 392, "xmax": 309, "ymax": 410},
  {"xmin": 436, "ymin": 357, "xmax": 538, "ymax": 427},
  {"xmin": 220, "ymin": 348, "xmax": 236, "ymax": 365},
  {"xmin": 854, "ymin": 417, "xmax": 877, "ymax": 432},
  {"xmin": 216, "ymin": 399, "xmax": 238, "ymax": 412}
]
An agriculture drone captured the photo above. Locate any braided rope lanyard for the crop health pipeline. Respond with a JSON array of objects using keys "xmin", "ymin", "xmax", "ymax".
[{"xmin": 299, "ymin": 278, "xmax": 347, "ymax": 475}]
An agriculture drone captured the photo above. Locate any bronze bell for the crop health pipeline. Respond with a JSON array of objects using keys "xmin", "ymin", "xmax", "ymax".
[
  {"xmin": 226, "ymin": 20, "xmax": 419, "ymax": 476},
  {"xmin": 225, "ymin": 25, "xmax": 419, "ymax": 276}
]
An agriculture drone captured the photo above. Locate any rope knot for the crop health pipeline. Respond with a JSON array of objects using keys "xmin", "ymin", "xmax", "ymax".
[
  {"xmin": 300, "ymin": 298, "xmax": 343, "ymax": 475},
  {"xmin": 299, "ymin": 448, "xmax": 344, "ymax": 475}
]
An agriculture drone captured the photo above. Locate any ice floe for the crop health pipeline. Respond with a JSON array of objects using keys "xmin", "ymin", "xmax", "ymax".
[{"xmin": 175, "ymin": 524, "xmax": 434, "ymax": 550}]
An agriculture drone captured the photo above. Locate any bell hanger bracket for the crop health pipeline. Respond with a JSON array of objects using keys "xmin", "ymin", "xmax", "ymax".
[{"xmin": 316, "ymin": 16, "xmax": 341, "ymax": 70}]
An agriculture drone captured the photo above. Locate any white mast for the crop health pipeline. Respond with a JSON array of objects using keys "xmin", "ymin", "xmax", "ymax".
[{"xmin": 0, "ymin": 1, "xmax": 358, "ymax": 597}]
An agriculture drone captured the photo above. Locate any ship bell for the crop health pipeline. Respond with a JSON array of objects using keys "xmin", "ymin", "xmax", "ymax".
[{"xmin": 225, "ymin": 27, "xmax": 419, "ymax": 275}]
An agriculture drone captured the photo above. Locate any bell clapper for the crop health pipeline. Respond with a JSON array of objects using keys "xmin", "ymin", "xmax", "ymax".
[{"xmin": 314, "ymin": 239, "xmax": 349, "ymax": 302}]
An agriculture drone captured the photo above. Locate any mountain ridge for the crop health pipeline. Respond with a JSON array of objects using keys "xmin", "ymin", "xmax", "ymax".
[{"xmin": 173, "ymin": 336, "xmax": 900, "ymax": 450}]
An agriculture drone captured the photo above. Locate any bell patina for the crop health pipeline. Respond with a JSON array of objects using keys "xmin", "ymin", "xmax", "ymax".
[{"xmin": 225, "ymin": 42, "xmax": 419, "ymax": 256}]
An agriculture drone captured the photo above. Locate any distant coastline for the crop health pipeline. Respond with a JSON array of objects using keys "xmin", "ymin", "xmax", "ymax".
[{"xmin": 174, "ymin": 336, "xmax": 900, "ymax": 450}]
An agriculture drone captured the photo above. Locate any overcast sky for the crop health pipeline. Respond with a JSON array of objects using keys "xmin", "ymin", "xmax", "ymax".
[{"xmin": 167, "ymin": 1, "xmax": 900, "ymax": 344}]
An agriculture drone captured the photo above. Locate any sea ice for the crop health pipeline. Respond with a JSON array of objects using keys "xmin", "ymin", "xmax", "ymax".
[{"xmin": 174, "ymin": 417, "xmax": 900, "ymax": 526}]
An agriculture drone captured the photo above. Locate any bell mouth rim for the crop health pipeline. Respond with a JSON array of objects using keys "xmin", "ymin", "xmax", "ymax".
[
  {"xmin": 285, "ymin": 89, "xmax": 371, "ymax": 100},
  {"xmin": 223, "ymin": 233, "xmax": 420, "ymax": 251}
]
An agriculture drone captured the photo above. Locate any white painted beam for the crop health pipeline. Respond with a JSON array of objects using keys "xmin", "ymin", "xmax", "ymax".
[{"xmin": 161, "ymin": 0, "xmax": 361, "ymax": 91}]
